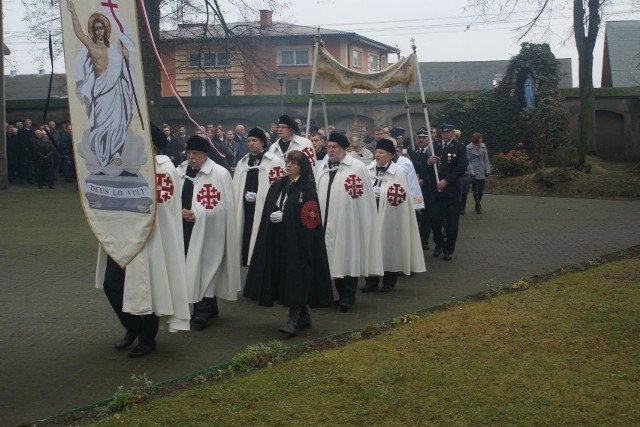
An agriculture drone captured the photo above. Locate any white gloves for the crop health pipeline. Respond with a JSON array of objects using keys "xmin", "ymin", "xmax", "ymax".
[
  {"xmin": 269, "ymin": 210, "xmax": 283, "ymax": 223},
  {"xmin": 244, "ymin": 191, "xmax": 257, "ymax": 203},
  {"xmin": 373, "ymin": 186, "xmax": 381, "ymax": 199}
]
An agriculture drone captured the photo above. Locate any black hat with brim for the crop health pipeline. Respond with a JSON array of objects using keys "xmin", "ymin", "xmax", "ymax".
[
  {"xmin": 247, "ymin": 127, "xmax": 268, "ymax": 146},
  {"xmin": 328, "ymin": 131, "xmax": 350, "ymax": 148},
  {"xmin": 186, "ymin": 135, "xmax": 210, "ymax": 153},
  {"xmin": 278, "ymin": 115, "xmax": 298, "ymax": 133},
  {"xmin": 150, "ymin": 123, "xmax": 169, "ymax": 150},
  {"xmin": 376, "ymin": 138, "xmax": 396, "ymax": 154}
]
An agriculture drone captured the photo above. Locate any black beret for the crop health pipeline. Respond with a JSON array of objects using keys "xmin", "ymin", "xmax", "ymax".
[
  {"xmin": 389, "ymin": 127, "xmax": 405, "ymax": 138},
  {"xmin": 376, "ymin": 138, "xmax": 396, "ymax": 154},
  {"xmin": 416, "ymin": 127, "xmax": 430, "ymax": 137},
  {"xmin": 328, "ymin": 131, "xmax": 350, "ymax": 148},
  {"xmin": 150, "ymin": 123, "xmax": 169, "ymax": 150},
  {"xmin": 247, "ymin": 127, "xmax": 268, "ymax": 146},
  {"xmin": 278, "ymin": 115, "xmax": 298, "ymax": 133},
  {"xmin": 186, "ymin": 135, "xmax": 210, "ymax": 153}
]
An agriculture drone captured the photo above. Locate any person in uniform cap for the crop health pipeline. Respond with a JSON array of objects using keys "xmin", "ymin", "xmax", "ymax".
[
  {"xmin": 244, "ymin": 150, "xmax": 333, "ymax": 336},
  {"xmin": 232, "ymin": 127, "xmax": 285, "ymax": 266},
  {"xmin": 316, "ymin": 132, "xmax": 383, "ymax": 311},
  {"xmin": 425, "ymin": 123, "xmax": 468, "ymax": 260},
  {"xmin": 410, "ymin": 127, "xmax": 433, "ymax": 249},
  {"xmin": 96, "ymin": 124, "xmax": 191, "ymax": 358},
  {"xmin": 269, "ymin": 114, "xmax": 317, "ymax": 174},
  {"xmin": 178, "ymin": 134, "xmax": 241, "ymax": 329},
  {"xmin": 362, "ymin": 139, "xmax": 426, "ymax": 292}
]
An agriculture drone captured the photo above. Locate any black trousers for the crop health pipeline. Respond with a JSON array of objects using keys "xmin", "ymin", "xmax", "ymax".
[
  {"xmin": 334, "ymin": 276, "xmax": 359, "ymax": 305},
  {"xmin": 103, "ymin": 257, "xmax": 158, "ymax": 346},
  {"xmin": 418, "ymin": 208, "xmax": 431, "ymax": 247},
  {"xmin": 429, "ymin": 196, "xmax": 461, "ymax": 255},
  {"xmin": 365, "ymin": 271, "xmax": 399, "ymax": 289}
]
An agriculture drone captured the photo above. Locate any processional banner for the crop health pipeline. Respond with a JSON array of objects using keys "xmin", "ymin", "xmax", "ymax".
[
  {"xmin": 315, "ymin": 41, "xmax": 417, "ymax": 91},
  {"xmin": 60, "ymin": 0, "xmax": 155, "ymax": 268}
]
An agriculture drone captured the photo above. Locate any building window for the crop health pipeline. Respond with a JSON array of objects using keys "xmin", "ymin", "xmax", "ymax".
[
  {"xmin": 189, "ymin": 52, "xmax": 230, "ymax": 68},
  {"xmin": 190, "ymin": 78, "xmax": 232, "ymax": 96},
  {"xmin": 280, "ymin": 49, "xmax": 309, "ymax": 66},
  {"xmin": 284, "ymin": 78, "xmax": 311, "ymax": 95},
  {"xmin": 368, "ymin": 54, "xmax": 379, "ymax": 72},
  {"xmin": 353, "ymin": 50, "xmax": 362, "ymax": 69}
]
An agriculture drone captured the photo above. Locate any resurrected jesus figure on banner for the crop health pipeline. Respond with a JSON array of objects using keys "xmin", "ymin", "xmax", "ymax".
[{"xmin": 65, "ymin": 0, "xmax": 152, "ymax": 213}]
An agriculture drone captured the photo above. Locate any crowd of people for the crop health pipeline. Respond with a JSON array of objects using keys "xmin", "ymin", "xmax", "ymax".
[
  {"xmin": 9, "ymin": 113, "xmax": 490, "ymax": 358},
  {"xmin": 5, "ymin": 119, "xmax": 76, "ymax": 188}
]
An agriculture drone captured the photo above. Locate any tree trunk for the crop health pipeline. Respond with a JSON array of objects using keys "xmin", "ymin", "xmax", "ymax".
[
  {"xmin": 573, "ymin": 0, "xmax": 600, "ymax": 166},
  {"xmin": 139, "ymin": 0, "xmax": 162, "ymax": 125}
]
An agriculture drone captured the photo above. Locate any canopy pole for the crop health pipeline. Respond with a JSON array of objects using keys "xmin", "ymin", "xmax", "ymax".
[
  {"xmin": 320, "ymin": 79, "xmax": 329, "ymax": 135},
  {"xmin": 305, "ymin": 32, "xmax": 322, "ymax": 136},
  {"xmin": 412, "ymin": 38, "xmax": 438, "ymax": 181}
]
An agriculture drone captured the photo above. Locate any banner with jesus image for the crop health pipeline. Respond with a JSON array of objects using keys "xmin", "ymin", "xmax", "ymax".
[{"xmin": 60, "ymin": 0, "xmax": 155, "ymax": 268}]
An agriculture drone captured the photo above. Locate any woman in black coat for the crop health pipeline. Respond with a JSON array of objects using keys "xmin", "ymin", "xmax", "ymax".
[{"xmin": 243, "ymin": 150, "xmax": 333, "ymax": 336}]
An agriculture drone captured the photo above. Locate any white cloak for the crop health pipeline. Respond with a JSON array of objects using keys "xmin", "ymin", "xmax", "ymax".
[
  {"xmin": 95, "ymin": 155, "xmax": 191, "ymax": 332},
  {"xmin": 395, "ymin": 155, "xmax": 425, "ymax": 210},
  {"xmin": 178, "ymin": 158, "xmax": 241, "ymax": 302},
  {"xmin": 317, "ymin": 154, "xmax": 383, "ymax": 278},
  {"xmin": 367, "ymin": 161, "xmax": 427, "ymax": 274},
  {"xmin": 269, "ymin": 134, "xmax": 318, "ymax": 175},
  {"xmin": 232, "ymin": 151, "xmax": 285, "ymax": 265}
]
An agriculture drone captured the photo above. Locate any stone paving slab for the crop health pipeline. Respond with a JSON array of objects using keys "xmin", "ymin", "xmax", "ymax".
[{"xmin": 1, "ymin": 184, "xmax": 639, "ymax": 426}]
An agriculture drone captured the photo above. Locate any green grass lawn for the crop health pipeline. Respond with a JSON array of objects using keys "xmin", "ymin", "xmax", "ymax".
[{"xmin": 89, "ymin": 257, "xmax": 640, "ymax": 426}]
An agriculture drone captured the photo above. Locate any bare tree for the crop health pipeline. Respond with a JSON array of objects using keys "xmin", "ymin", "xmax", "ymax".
[{"xmin": 466, "ymin": 0, "xmax": 608, "ymax": 166}]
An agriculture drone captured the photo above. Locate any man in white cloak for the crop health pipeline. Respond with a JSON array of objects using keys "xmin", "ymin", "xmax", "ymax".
[
  {"xmin": 362, "ymin": 139, "xmax": 426, "ymax": 292},
  {"xmin": 178, "ymin": 135, "xmax": 241, "ymax": 329},
  {"xmin": 232, "ymin": 127, "xmax": 285, "ymax": 266},
  {"xmin": 316, "ymin": 132, "xmax": 383, "ymax": 312},
  {"xmin": 269, "ymin": 115, "xmax": 317, "ymax": 174},
  {"xmin": 95, "ymin": 124, "xmax": 191, "ymax": 358}
]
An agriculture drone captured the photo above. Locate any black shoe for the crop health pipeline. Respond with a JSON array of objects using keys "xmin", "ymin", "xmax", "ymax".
[
  {"xmin": 114, "ymin": 332, "xmax": 137, "ymax": 351},
  {"xmin": 339, "ymin": 302, "xmax": 350, "ymax": 312},
  {"xmin": 360, "ymin": 283, "xmax": 378, "ymax": 293},
  {"xmin": 432, "ymin": 246, "xmax": 443, "ymax": 257},
  {"xmin": 422, "ymin": 244, "xmax": 430, "ymax": 250},
  {"xmin": 298, "ymin": 307, "xmax": 311, "ymax": 329},
  {"xmin": 128, "ymin": 343, "xmax": 156, "ymax": 358},
  {"xmin": 380, "ymin": 285, "xmax": 394, "ymax": 292},
  {"xmin": 191, "ymin": 315, "xmax": 209, "ymax": 329},
  {"xmin": 443, "ymin": 253, "xmax": 453, "ymax": 261}
]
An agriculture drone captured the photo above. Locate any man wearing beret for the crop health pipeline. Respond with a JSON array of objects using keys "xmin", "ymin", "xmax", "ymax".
[
  {"xmin": 363, "ymin": 139, "xmax": 426, "ymax": 292},
  {"xmin": 269, "ymin": 114, "xmax": 317, "ymax": 173},
  {"xmin": 232, "ymin": 127, "xmax": 285, "ymax": 266},
  {"xmin": 96, "ymin": 124, "xmax": 191, "ymax": 358},
  {"xmin": 178, "ymin": 135, "xmax": 241, "ymax": 328},
  {"xmin": 317, "ymin": 132, "xmax": 383, "ymax": 311},
  {"xmin": 426, "ymin": 123, "xmax": 469, "ymax": 260}
]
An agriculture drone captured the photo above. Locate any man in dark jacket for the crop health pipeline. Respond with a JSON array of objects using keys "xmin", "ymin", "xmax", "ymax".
[
  {"xmin": 425, "ymin": 124, "xmax": 468, "ymax": 260},
  {"xmin": 410, "ymin": 127, "xmax": 432, "ymax": 250}
]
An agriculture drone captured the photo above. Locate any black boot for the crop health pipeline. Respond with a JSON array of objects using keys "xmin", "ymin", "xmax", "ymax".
[
  {"xmin": 473, "ymin": 193, "xmax": 482, "ymax": 214},
  {"xmin": 279, "ymin": 307, "xmax": 303, "ymax": 336},
  {"xmin": 298, "ymin": 306, "xmax": 311, "ymax": 329}
]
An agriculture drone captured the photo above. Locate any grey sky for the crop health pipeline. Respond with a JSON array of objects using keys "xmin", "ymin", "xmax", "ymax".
[{"xmin": 3, "ymin": 0, "xmax": 640, "ymax": 87}]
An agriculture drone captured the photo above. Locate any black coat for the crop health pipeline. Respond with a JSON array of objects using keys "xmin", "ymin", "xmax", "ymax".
[
  {"xmin": 425, "ymin": 139, "xmax": 468, "ymax": 199},
  {"xmin": 243, "ymin": 177, "xmax": 333, "ymax": 308}
]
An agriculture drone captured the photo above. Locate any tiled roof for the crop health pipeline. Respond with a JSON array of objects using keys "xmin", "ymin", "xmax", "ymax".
[
  {"xmin": 391, "ymin": 58, "xmax": 573, "ymax": 92},
  {"xmin": 4, "ymin": 73, "xmax": 68, "ymax": 100},
  {"xmin": 602, "ymin": 20, "xmax": 640, "ymax": 87}
]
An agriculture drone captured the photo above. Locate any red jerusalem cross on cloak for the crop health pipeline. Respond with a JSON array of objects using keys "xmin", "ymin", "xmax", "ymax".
[
  {"xmin": 343, "ymin": 174, "xmax": 364, "ymax": 199},
  {"xmin": 301, "ymin": 147, "xmax": 316, "ymax": 167},
  {"xmin": 386, "ymin": 183, "xmax": 407, "ymax": 206},
  {"xmin": 156, "ymin": 173, "xmax": 174, "ymax": 203},
  {"xmin": 269, "ymin": 166, "xmax": 284, "ymax": 184},
  {"xmin": 197, "ymin": 184, "xmax": 221, "ymax": 209}
]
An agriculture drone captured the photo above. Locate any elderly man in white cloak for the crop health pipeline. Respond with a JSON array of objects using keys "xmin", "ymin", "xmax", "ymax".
[
  {"xmin": 232, "ymin": 127, "xmax": 285, "ymax": 266},
  {"xmin": 317, "ymin": 132, "xmax": 383, "ymax": 312},
  {"xmin": 178, "ymin": 135, "xmax": 241, "ymax": 329},
  {"xmin": 96, "ymin": 124, "xmax": 191, "ymax": 358},
  {"xmin": 362, "ymin": 138, "xmax": 426, "ymax": 293},
  {"xmin": 269, "ymin": 114, "xmax": 318, "ymax": 174}
]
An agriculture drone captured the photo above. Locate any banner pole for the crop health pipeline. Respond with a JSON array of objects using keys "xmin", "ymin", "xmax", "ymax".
[
  {"xmin": 304, "ymin": 32, "xmax": 321, "ymax": 136},
  {"xmin": 412, "ymin": 38, "xmax": 438, "ymax": 181}
]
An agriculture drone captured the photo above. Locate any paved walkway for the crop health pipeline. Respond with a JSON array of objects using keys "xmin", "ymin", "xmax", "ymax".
[{"xmin": 1, "ymin": 183, "xmax": 639, "ymax": 426}]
